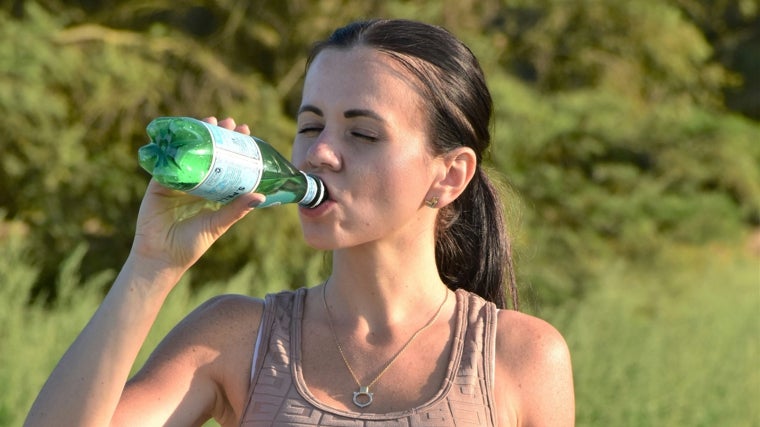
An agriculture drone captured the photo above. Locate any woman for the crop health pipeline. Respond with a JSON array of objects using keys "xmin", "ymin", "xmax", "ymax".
[{"xmin": 25, "ymin": 19, "xmax": 574, "ymax": 426}]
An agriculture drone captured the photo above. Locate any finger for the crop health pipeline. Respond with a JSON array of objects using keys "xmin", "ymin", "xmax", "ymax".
[
  {"xmin": 209, "ymin": 192, "xmax": 266, "ymax": 234},
  {"xmin": 235, "ymin": 123, "xmax": 251, "ymax": 135},
  {"xmin": 202, "ymin": 116, "xmax": 218, "ymax": 125},
  {"xmin": 217, "ymin": 117, "xmax": 237, "ymax": 130},
  {"xmin": 238, "ymin": 192, "xmax": 266, "ymax": 209}
]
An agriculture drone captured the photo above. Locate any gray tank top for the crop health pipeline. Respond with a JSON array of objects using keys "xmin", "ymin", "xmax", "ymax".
[{"xmin": 239, "ymin": 288, "xmax": 498, "ymax": 426}]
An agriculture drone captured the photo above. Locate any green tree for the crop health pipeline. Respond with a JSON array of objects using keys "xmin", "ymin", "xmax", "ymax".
[{"xmin": 0, "ymin": 0, "xmax": 757, "ymax": 306}]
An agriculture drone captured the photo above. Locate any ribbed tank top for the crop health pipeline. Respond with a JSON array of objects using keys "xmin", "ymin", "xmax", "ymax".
[{"xmin": 239, "ymin": 288, "xmax": 498, "ymax": 426}]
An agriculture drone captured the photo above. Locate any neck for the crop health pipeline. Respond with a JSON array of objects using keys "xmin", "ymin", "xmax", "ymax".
[{"xmin": 325, "ymin": 237, "xmax": 447, "ymax": 329}]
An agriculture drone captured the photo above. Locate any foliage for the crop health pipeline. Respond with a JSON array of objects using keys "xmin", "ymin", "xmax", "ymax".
[
  {"xmin": 1, "ymin": 0, "xmax": 757, "ymax": 306},
  {"xmin": 3, "ymin": 214, "xmax": 757, "ymax": 426},
  {"xmin": 491, "ymin": 71, "xmax": 760, "ymax": 303},
  {"xmin": 672, "ymin": 0, "xmax": 760, "ymax": 119},
  {"xmin": 0, "ymin": 2, "xmax": 326, "ymax": 295},
  {"xmin": 0, "ymin": 214, "xmax": 284, "ymax": 426},
  {"xmin": 0, "ymin": 216, "xmax": 108, "ymax": 426},
  {"xmin": 1, "ymin": 1, "xmax": 759, "ymax": 425},
  {"xmin": 541, "ymin": 242, "xmax": 759, "ymax": 426}
]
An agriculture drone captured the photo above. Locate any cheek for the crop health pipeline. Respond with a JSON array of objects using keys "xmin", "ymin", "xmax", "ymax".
[{"xmin": 362, "ymin": 155, "xmax": 432, "ymax": 204}]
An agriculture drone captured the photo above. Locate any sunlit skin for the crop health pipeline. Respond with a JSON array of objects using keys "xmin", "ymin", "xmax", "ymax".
[
  {"xmin": 289, "ymin": 46, "xmax": 476, "ymax": 414},
  {"xmin": 293, "ymin": 47, "xmax": 444, "ymax": 252},
  {"xmin": 289, "ymin": 47, "xmax": 573, "ymax": 425}
]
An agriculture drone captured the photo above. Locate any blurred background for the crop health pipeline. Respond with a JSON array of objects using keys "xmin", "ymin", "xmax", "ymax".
[{"xmin": 1, "ymin": 1, "xmax": 758, "ymax": 425}]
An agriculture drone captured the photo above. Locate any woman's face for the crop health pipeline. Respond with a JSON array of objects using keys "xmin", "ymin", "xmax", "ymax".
[{"xmin": 293, "ymin": 47, "xmax": 440, "ymax": 250}]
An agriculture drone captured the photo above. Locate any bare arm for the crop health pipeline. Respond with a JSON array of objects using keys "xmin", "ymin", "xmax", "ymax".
[
  {"xmin": 24, "ymin": 118, "xmax": 264, "ymax": 427},
  {"xmin": 113, "ymin": 294, "xmax": 263, "ymax": 427},
  {"xmin": 24, "ymin": 256, "xmax": 182, "ymax": 427}
]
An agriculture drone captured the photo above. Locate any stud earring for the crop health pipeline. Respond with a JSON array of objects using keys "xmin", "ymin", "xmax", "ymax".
[{"xmin": 425, "ymin": 196, "xmax": 439, "ymax": 208}]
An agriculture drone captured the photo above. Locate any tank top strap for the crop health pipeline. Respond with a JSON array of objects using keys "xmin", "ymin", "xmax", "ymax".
[
  {"xmin": 452, "ymin": 288, "xmax": 499, "ymax": 426},
  {"xmin": 241, "ymin": 288, "xmax": 305, "ymax": 423}
]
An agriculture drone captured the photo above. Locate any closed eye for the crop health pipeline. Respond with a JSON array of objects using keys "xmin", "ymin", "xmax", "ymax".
[
  {"xmin": 351, "ymin": 131, "xmax": 378, "ymax": 142},
  {"xmin": 298, "ymin": 126, "xmax": 323, "ymax": 136}
]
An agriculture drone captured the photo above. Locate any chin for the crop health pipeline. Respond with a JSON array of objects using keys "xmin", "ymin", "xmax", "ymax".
[{"xmin": 300, "ymin": 227, "xmax": 340, "ymax": 251}]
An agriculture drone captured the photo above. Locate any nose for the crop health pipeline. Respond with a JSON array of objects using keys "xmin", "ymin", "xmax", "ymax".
[{"xmin": 304, "ymin": 131, "xmax": 342, "ymax": 172}]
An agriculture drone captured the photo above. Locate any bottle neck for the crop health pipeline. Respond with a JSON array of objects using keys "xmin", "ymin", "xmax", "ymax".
[{"xmin": 299, "ymin": 173, "xmax": 326, "ymax": 208}]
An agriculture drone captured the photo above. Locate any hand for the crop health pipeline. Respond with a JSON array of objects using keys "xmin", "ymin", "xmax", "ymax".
[{"xmin": 129, "ymin": 117, "xmax": 266, "ymax": 277}]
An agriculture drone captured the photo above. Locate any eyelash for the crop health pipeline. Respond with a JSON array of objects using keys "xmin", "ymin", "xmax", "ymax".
[
  {"xmin": 297, "ymin": 126, "xmax": 378, "ymax": 142},
  {"xmin": 351, "ymin": 131, "xmax": 378, "ymax": 142},
  {"xmin": 297, "ymin": 126, "xmax": 323, "ymax": 136}
]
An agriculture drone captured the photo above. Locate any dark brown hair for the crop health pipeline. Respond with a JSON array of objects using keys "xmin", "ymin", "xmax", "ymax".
[{"xmin": 307, "ymin": 19, "xmax": 518, "ymax": 310}]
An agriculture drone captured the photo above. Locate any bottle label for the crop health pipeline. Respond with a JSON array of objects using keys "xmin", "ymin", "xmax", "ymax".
[{"xmin": 187, "ymin": 121, "xmax": 263, "ymax": 204}]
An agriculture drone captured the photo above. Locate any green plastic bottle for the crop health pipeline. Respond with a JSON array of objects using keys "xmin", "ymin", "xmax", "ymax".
[{"xmin": 138, "ymin": 117, "xmax": 326, "ymax": 208}]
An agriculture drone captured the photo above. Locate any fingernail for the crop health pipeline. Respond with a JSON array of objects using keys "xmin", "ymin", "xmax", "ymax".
[{"xmin": 248, "ymin": 195, "xmax": 266, "ymax": 208}]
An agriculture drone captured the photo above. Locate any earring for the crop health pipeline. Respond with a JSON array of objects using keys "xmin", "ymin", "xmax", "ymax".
[{"xmin": 425, "ymin": 196, "xmax": 439, "ymax": 208}]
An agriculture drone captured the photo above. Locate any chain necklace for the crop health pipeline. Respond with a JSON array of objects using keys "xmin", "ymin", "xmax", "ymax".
[{"xmin": 322, "ymin": 283, "xmax": 448, "ymax": 409}]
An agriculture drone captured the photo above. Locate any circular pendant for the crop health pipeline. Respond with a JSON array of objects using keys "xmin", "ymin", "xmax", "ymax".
[{"xmin": 352, "ymin": 386, "xmax": 373, "ymax": 408}]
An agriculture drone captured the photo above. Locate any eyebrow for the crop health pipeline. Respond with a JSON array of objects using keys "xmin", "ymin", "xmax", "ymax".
[
  {"xmin": 298, "ymin": 104, "xmax": 323, "ymax": 116},
  {"xmin": 344, "ymin": 109, "xmax": 385, "ymax": 123},
  {"xmin": 297, "ymin": 105, "xmax": 385, "ymax": 123}
]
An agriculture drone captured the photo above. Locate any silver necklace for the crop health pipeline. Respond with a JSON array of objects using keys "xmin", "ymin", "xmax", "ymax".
[{"xmin": 322, "ymin": 283, "xmax": 448, "ymax": 408}]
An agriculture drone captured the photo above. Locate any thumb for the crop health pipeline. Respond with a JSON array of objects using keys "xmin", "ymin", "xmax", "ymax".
[{"xmin": 208, "ymin": 192, "xmax": 266, "ymax": 235}]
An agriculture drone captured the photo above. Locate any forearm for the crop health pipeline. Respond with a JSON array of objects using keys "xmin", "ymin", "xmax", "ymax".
[{"xmin": 24, "ymin": 256, "xmax": 182, "ymax": 427}]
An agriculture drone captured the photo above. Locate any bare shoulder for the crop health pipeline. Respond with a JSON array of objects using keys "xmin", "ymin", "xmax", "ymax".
[
  {"xmin": 129, "ymin": 293, "xmax": 265, "ymax": 375},
  {"xmin": 186, "ymin": 293, "xmax": 265, "ymax": 334},
  {"xmin": 495, "ymin": 309, "xmax": 571, "ymax": 369},
  {"xmin": 177, "ymin": 293, "xmax": 266, "ymax": 396},
  {"xmin": 494, "ymin": 309, "xmax": 575, "ymax": 427},
  {"xmin": 161, "ymin": 293, "xmax": 265, "ymax": 357}
]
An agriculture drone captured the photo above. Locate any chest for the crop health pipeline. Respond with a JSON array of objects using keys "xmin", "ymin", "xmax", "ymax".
[
  {"xmin": 301, "ymin": 321, "xmax": 454, "ymax": 414},
  {"xmin": 240, "ymin": 290, "xmax": 499, "ymax": 426}
]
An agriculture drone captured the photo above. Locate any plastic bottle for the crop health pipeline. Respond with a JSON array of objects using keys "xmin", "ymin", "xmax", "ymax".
[{"xmin": 138, "ymin": 117, "xmax": 325, "ymax": 208}]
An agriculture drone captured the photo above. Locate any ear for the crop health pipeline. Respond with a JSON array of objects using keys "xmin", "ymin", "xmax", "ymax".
[{"xmin": 427, "ymin": 147, "xmax": 477, "ymax": 208}]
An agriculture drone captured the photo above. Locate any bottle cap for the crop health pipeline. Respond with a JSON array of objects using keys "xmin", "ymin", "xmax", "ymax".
[{"xmin": 299, "ymin": 173, "xmax": 327, "ymax": 208}]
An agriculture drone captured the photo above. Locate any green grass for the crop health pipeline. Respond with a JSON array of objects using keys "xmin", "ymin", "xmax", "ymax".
[
  {"xmin": 2, "ymin": 229, "xmax": 758, "ymax": 426},
  {"xmin": 0, "ymin": 235, "xmax": 281, "ymax": 427},
  {"xmin": 539, "ymin": 243, "xmax": 759, "ymax": 427}
]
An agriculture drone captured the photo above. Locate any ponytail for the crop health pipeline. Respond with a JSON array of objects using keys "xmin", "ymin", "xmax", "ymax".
[{"xmin": 435, "ymin": 168, "xmax": 518, "ymax": 310}]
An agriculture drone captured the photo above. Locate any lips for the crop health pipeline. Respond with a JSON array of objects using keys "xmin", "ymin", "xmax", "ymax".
[
  {"xmin": 299, "ymin": 180, "xmax": 334, "ymax": 217},
  {"xmin": 299, "ymin": 198, "xmax": 333, "ymax": 217}
]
